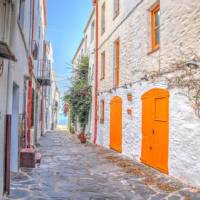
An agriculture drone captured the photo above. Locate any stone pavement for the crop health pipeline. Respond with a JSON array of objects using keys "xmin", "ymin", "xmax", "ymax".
[{"xmin": 5, "ymin": 131, "xmax": 200, "ymax": 200}]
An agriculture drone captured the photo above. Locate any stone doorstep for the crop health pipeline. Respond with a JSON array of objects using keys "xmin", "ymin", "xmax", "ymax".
[{"xmin": 20, "ymin": 148, "xmax": 42, "ymax": 168}]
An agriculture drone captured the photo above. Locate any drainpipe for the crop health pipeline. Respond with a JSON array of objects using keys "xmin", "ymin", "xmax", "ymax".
[
  {"xmin": 93, "ymin": 0, "xmax": 98, "ymax": 144},
  {"xmin": 27, "ymin": 60, "xmax": 33, "ymax": 148},
  {"xmin": 27, "ymin": 0, "xmax": 35, "ymax": 148}
]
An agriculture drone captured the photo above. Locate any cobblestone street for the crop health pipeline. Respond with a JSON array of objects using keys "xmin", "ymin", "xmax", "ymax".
[{"xmin": 5, "ymin": 131, "xmax": 200, "ymax": 200}]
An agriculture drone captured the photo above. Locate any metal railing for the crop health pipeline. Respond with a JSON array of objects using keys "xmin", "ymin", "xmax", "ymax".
[{"xmin": 37, "ymin": 60, "xmax": 51, "ymax": 86}]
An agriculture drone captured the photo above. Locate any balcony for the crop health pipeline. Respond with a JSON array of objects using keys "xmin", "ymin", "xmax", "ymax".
[{"xmin": 37, "ymin": 60, "xmax": 51, "ymax": 86}]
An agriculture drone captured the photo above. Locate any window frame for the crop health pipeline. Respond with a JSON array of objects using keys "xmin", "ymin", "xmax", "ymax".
[
  {"xmin": 18, "ymin": 0, "xmax": 26, "ymax": 29},
  {"xmin": 100, "ymin": 99, "xmax": 105, "ymax": 124},
  {"xmin": 113, "ymin": 0, "xmax": 120, "ymax": 20},
  {"xmin": 101, "ymin": 2, "xmax": 106, "ymax": 35},
  {"xmin": 91, "ymin": 20, "xmax": 95, "ymax": 43},
  {"xmin": 114, "ymin": 38, "xmax": 120, "ymax": 87},
  {"xmin": 151, "ymin": 3, "xmax": 160, "ymax": 51},
  {"xmin": 101, "ymin": 51, "xmax": 105, "ymax": 80}
]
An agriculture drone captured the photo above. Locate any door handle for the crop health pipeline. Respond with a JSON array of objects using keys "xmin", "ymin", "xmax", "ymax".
[
  {"xmin": 152, "ymin": 129, "xmax": 155, "ymax": 135},
  {"xmin": 149, "ymin": 146, "xmax": 152, "ymax": 150}
]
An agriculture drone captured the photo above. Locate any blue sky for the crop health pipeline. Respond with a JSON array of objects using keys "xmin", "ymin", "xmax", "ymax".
[{"xmin": 46, "ymin": 0, "xmax": 92, "ymax": 97}]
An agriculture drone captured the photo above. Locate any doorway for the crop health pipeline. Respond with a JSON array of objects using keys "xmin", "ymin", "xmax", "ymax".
[
  {"xmin": 110, "ymin": 96, "xmax": 122, "ymax": 153},
  {"xmin": 141, "ymin": 88, "xmax": 169, "ymax": 174},
  {"xmin": 10, "ymin": 83, "xmax": 19, "ymax": 172}
]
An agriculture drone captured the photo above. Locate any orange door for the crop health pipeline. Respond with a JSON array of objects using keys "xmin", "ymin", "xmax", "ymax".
[
  {"xmin": 110, "ymin": 96, "xmax": 122, "ymax": 153},
  {"xmin": 141, "ymin": 88, "xmax": 169, "ymax": 174}
]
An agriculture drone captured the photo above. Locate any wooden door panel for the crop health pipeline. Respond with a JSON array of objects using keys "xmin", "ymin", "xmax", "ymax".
[
  {"xmin": 110, "ymin": 97, "xmax": 122, "ymax": 153},
  {"xmin": 141, "ymin": 88, "xmax": 169, "ymax": 174}
]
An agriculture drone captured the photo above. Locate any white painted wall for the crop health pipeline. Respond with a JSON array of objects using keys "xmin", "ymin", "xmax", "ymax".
[{"xmin": 89, "ymin": 0, "xmax": 200, "ymax": 187}]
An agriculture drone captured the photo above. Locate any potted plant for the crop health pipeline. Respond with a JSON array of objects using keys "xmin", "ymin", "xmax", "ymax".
[
  {"xmin": 78, "ymin": 132, "xmax": 86, "ymax": 143},
  {"xmin": 127, "ymin": 93, "xmax": 133, "ymax": 101}
]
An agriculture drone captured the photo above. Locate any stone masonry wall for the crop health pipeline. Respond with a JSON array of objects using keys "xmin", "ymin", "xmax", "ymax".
[{"xmin": 91, "ymin": 0, "xmax": 200, "ymax": 187}]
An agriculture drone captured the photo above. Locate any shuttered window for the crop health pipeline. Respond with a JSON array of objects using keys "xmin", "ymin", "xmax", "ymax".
[
  {"xmin": 100, "ymin": 100, "xmax": 105, "ymax": 124},
  {"xmin": 114, "ymin": 39, "xmax": 120, "ymax": 87},
  {"xmin": 113, "ymin": 0, "xmax": 120, "ymax": 19},
  {"xmin": 101, "ymin": 2, "xmax": 106, "ymax": 35},
  {"xmin": 101, "ymin": 51, "xmax": 105, "ymax": 79}
]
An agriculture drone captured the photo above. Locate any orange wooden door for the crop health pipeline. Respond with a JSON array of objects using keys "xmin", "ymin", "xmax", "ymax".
[
  {"xmin": 141, "ymin": 88, "xmax": 169, "ymax": 174},
  {"xmin": 110, "ymin": 96, "xmax": 122, "ymax": 153}
]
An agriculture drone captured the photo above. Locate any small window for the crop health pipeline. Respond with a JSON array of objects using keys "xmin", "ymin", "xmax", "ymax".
[
  {"xmin": 101, "ymin": 51, "xmax": 105, "ymax": 79},
  {"xmin": 151, "ymin": 3, "xmax": 160, "ymax": 50},
  {"xmin": 91, "ymin": 21, "xmax": 95, "ymax": 42},
  {"xmin": 85, "ymin": 35, "xmax": 88, "ymax": 53},
  {"xmin": 19, "ymin": 0, "xmax": 25, "ymax": 29},
  {"xmin": 114, "ymin": 39, "xmax": 120, "ymax": 87},
  {"xmin": 100, "ymin": 100, "xmax": 105, "ymax": 124},
  {"xmin": 101, "ymin": 2, "xmax": 106, "ymax": 35},
  {"xmin": 113, "ymin": 0, "xmax": 120, "ymax": 19},
  {"xmin": 31, "ymin": 88, "xmax": 35, "ymax": 127}
]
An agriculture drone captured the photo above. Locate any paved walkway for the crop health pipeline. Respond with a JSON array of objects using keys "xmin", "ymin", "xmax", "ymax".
[{"xmin": 5, "ymin": 131, "xmax": 200, "ymax": 200}]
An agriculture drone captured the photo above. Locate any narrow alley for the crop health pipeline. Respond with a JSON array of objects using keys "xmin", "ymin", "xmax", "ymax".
[{"xmin": 5, "ymin": 131, "xmax": 200, "ymax": 200}]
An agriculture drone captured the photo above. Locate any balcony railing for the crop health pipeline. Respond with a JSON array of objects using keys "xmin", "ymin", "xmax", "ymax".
[{"xmin": 37, "ymin": 60, "xmax": 51, "ymax": 86}]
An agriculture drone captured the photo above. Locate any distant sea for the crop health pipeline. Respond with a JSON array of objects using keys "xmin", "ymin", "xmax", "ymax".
[{"xmin": 58, "ymin": 113, "xmax": 68, "ymax": 126}]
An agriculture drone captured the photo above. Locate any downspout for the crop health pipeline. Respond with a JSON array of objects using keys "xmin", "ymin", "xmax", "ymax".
[
  {"xmin": 93, "ymin": 0, "xmax": 98, "ymax": 144},
  {"xmin": 27, "ymin": 0, "xmax": 35, "ymax": 148}
]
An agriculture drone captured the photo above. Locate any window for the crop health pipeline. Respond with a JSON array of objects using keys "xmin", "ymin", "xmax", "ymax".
[
  {"xmin": 114, "ymin": 39, "xmax": 120, "ymax": 87},
  {"xmin": 31, "ymin": 88, "xmax": 35, "ymax": 127},
  {"xmin": 151, "ymin": 3, "xmax": 160, "ymax": 50},
  {"xmin": 91, "ymin": 21, "xmax": 95, "ymax": 42},
  {"xmin": 85, "ymin": 35, "xmax": 88, "ymax": 53},
  {"xmin": 101, "ymin": 2, "xmax": 105, "ymax": 35},
  {"xmin": 101, "ymin": 51, "xmax": 105, "ymax": 79},
  {"xmin": 19, "ymin": 0, "xmax": 25, "ymax": 29},
  {"xmin": 113, "ymin": 0, "xmax": 120, "ymax": 19},
  {"xmin": 100, "ymin": 100, "xmax": 105, "ymax": 124}
]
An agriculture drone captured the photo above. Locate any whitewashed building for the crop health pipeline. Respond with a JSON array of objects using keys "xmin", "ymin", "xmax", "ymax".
[
  {"xmin": 0, "ymin": 0, "xmax": 53, "ymax": 197},
  {"xmin": 71, "ymin": 9, "xmax": 96, "ymax": 135},
  {"xmin": 86, "ymin": 0, "xmax": 200, "ymax": 187}
]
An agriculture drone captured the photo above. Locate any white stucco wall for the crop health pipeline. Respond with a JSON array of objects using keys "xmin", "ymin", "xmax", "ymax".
[
  {"xmin": 96, "ymin": 80, "xmax": 200, "ymax": 187},
  {"xmin": 88, "ymin": 0, "xmax": 200, "ymax": 187}
]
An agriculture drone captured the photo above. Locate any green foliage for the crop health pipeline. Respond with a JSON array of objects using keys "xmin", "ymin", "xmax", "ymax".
[{"xmin": 64, "ymin": 56, "xmax": 92, "ymax": 131}]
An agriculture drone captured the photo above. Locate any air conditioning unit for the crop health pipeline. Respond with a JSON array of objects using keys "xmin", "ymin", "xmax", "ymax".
[{"xmin": 0, "ymin": 0, "xmax": 16, "ymax": 61}]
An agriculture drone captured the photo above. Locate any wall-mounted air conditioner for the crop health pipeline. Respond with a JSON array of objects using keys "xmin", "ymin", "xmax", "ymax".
[{"xmin": 0, "ymin": 0, "xmax": 16, "ymax": 61}]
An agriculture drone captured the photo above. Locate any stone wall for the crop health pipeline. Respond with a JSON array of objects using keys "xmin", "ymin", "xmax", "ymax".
[{"xmin": 90, "ymin": 0, "xmax": 200, "ymax": 187}]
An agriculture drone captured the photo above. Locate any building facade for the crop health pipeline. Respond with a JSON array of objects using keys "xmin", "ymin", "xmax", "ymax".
[
  {"xmin": 0, "ymin": 0, "xmax": 55, "ymax": 197},
  {"xmin": 72, "ymin": 9, "xmax": 96, "ymax": 135},
  {"xmin": 81, "ymin": 0, "xmax": 200, "ymax": 187}
]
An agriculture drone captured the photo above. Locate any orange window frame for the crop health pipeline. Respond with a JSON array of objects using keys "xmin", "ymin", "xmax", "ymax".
[
  {"xmin": 101, "ymin": 51, "xmax": 105, "ymax": 79},
  {"xmin": 151, "ymin": 3, "xmax": 160, "ymax": 50},
  {"xmin": 100, "ymin": 100, "xmax": 105, "ymax": 124},
  {"xmin": 114, "ymin": 39, "xmax": 120, "ymax": 87}
]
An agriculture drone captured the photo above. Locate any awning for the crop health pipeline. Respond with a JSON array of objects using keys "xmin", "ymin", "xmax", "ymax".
[{"xmin": 0, "ymin": 41, "xmax": 17, "ymax": 62}]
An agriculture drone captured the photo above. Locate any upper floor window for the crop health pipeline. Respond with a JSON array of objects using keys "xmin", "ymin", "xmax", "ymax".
[
  {"xmin": 101, "ymin": 2, "xmax": 106, "ymax": 35},
  {"xmin": 19, "ymin": 0, "xmax": 25, "ymax": 29},
  {"xmin": 113, "ymin": 0, "xmax": 120, "ymax": 19},
  {"xmin": 100, "ymin": 99, "xmax": 105, "ymax": 124},
  {"xmin": 91, "ymin": 20, "xmax": 95, "ymax": 42},
  {"xmin": 114, "ymin": 39, "xmax": 120, "ymax": 87},
  {"xmin": 151, "ymin": 3, "xmax": 160, "ymax": 50},
  {"xmin": 85, "ymin": 35, "xmax": 88, "ymax": 52},
  {"xmin": 101, "ymin": 51, "xmax": 105, "ymax": 80}
]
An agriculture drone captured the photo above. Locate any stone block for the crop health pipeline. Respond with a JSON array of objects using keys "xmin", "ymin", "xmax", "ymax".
[{"xmin": 20, "ymin": 148, "xmax": 36, "ymax": 168}]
